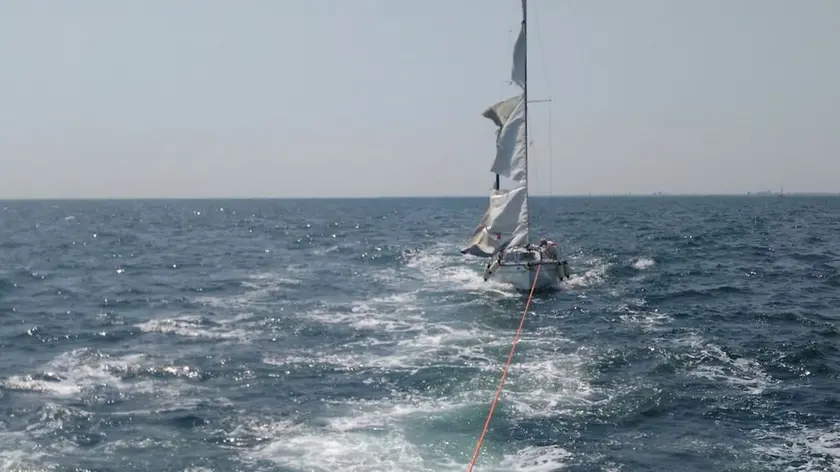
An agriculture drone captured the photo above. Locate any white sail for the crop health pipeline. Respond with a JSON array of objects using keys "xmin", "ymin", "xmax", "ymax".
[
  {"xmin": 511, "ymin": 0, "xmax": 527, "ymax": 90},
  {"xmin": 462, "ymin": 0, "xmax": 531, "ymax": 258},
  {"xmin": 488, "ymin": 94, "xmax": 527, "ymax": 182},
  {"xmin": 481, "ymin": 94, "xmax": 520, "ymax": 129},
  {"xmin": 461, "ymin": 186, "xmax": 529, "ymax": 257}
]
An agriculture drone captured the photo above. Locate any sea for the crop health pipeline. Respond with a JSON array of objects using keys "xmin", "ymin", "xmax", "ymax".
[{"xmin": 1, "ymin": 196, "xmax": 839, "ymax": 472}]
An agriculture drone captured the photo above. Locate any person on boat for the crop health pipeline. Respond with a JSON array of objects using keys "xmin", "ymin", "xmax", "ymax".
[
  {"xmin": 494, "ymin": 232, "xmax": 505, "ymax": 258},
  {"xmin": 539, "ymin": 238, "xmax": 560, "ymax": 260},
  {"xmin": 484, "ymin": 242, "xmax": 504, "ymax": 280}
]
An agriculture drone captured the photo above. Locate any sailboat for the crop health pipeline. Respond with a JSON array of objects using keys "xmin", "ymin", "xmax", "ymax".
[{"xmin": 460, "ymin": 0, "xmax": 571, "ymax": 292}]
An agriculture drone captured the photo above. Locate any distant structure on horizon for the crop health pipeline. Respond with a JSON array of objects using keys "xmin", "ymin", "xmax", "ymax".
[{"xmin": 748, "ymin": 186, "xmax": 785, "ymax": 197}]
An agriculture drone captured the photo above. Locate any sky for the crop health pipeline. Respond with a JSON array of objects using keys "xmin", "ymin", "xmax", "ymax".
[{"xmin": 1, "ymin": 0, "xmax": 838, "ymax": 199}]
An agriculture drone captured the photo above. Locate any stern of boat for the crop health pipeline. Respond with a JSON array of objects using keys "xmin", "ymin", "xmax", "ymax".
[{"xmin": 482, "ymin": 240, "xmax": 571, "ymax": 292}]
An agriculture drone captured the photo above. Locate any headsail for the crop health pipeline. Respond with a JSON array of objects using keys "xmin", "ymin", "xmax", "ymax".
[
  {"xmin": 461, "ymin": 187, "xmax": 529, "ymax": 257},
  {"xmin": 462, "ymin": 1, "xmax": 529, "ymax": 257}
]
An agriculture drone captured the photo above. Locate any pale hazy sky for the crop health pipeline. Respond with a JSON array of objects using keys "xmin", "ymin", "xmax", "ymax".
[{"xmin": 1, "ymin": 0, "xmax": 838, "ymax": 198}]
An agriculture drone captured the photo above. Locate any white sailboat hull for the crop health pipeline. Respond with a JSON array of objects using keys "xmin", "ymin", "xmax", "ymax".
[
  {"xmin": 493, "ymin": 262, "xmax": 562, "ymax": 292},
  {"xmin": 481, "ymin": 242, "xmax": 570, "ymax": 293}
]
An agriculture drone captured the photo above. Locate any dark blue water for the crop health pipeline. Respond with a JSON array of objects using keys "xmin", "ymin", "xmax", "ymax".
[{"xmin": 1, "ymin": 196, "xmax": 839, "ymax": 471}]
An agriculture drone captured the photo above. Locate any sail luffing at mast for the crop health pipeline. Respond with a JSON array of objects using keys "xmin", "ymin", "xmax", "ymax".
[{"xmin": 461, "ymin": 0, "xmax": 530, "ymax": 258}]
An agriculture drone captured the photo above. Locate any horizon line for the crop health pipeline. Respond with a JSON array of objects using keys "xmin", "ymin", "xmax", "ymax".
[{"xmin": 1, "ymin": 192, "xmax": 836, "ymax": 201}]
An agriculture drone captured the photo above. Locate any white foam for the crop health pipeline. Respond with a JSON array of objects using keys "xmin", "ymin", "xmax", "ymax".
[
  {"xmin": 250, "ymin": 422, "xmax": 430, "ymax": 472},
  {"xmin": 258, "ymin": 313, "xmax": 591, "ymax": 471},
  {"xmin": 287, "ymin": 286, "xmax": 572, "ymax": 376},
  {"xmin": 194, "ymin": 271, "xmax": 300, "ymax": 309},
  {"xmin": 504, "ymin": 352, "xmax": 596, "ymax": 418},
  {"xmin": 242, "ymin": 271, "xmax": 301, "ymax": 288},
  {"xmin": 617, "ymin": 302, "xmax": 672, "ymax": 331},
  {"xmin": 266, "ymin": 322, "xmax": 492, "ymax": 374},
  {"xmin": 311, "ymin": 244, "xmax": 340, "ymax": 256},
  {"xmin": 0, "ymin": 431, "xmax": 51, "ymax": 471},
  {"xmin": 631, "ymin": 257, "xmax": 655, "ymax": 270},
  {"xmin": 0, "ymin": 350, "xmax": 221, "ymax": 469},
  {"xmin": 753, "ymin": 425, "xmax": 840, "ymax": 471},
  {"xmin": 561, "ymin": 257, "xmax": 609, "ymax": 289},
  {"xmin": 497, "ymin": 445, "xmax": 572, "ymax": 471},
  {"xmin": 674, "ymin": 332, "xmax": 774, "ymax": 395},
  {"xmin": 136, "ymin": 315, "xmax": 250, "ymax": 341},
  {"xmin": 0, "ymin": 348, "xmax": 202, "ymax": 407},
  {"xmin": 242, "ymin": 245, "xmax": 598, "ymax": 471},
  {"xmin": 233, "ymin": 396, "xmax": 575, "ymax": 472},
  {"xmin": 404, "ymin": 244, "xmax": 518, "ymax": 296},
  {"xmin": 2, "ymin": 349, "xmax": 130, "ymax": 396},
  {"xmin": 302, "ymin": 292, "xmax": 428, "ymax": 334}
]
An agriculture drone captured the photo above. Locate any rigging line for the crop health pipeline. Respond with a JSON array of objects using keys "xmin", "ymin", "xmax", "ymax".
[{"xmin": 466, "ymin": 264, "xmax": 542, "ymax": 472}]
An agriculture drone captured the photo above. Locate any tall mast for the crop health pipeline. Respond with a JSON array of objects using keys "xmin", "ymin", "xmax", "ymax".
[{"xmin": 522, "ymin": 0, "xmax": 530, "ymax": 243}]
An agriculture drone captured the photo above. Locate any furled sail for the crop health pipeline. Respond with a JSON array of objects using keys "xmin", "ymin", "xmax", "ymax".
[{"xmin": 461, "ymin": 186, "xmax": 529, "ymax": 257}]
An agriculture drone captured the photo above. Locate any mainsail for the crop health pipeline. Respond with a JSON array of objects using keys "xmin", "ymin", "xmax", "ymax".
[
  {"xmin": 461, "ymin": 0, "xmax": 529, "ymax": 258},
  {"xmin": 488, "ymin": 95, "xmax": 527, "ymax": 182}
]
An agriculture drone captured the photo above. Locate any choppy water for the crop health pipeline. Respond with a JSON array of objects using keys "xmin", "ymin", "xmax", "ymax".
[{"xmin": 1, "ymin": 196, "xmax": 840, "ymax": 471}]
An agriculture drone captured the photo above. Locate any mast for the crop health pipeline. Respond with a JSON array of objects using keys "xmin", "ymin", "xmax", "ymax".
[{"xmin": 522, "ymin": 0, "xmax": 530, "ymax": 243}]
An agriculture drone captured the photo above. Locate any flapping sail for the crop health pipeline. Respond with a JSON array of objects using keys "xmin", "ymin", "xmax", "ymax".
[
  {"xmin": 481, "ymin": 94, "xmax": 520, "ymax": 129},
  {"xmin": 487, "ymin": 95, "xmax": 526, "ymax": 182},
  {"xmin": 461, "ymin": 187, "xmax": 529, "ymax": 257},
  {"xmin": 511, "ymin": 0, "xmax": 527, "ymax": 89},
  {"xmin": 461, "ymin": 1, "xmax": 529, "ymax": 257}
]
